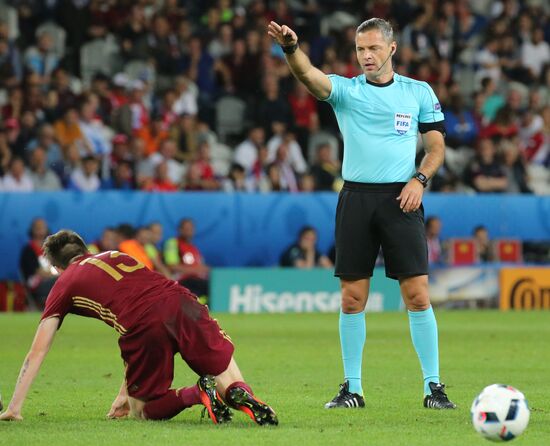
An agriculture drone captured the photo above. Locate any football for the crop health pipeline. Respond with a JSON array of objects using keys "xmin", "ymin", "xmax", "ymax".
[{"xmin": 471, "ymin": 384, "xmax": 530, "ymax": 442}]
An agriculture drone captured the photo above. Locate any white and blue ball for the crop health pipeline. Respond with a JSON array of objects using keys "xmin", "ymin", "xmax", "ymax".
[{"xmin": 471, "ymin": 384, "xmax": 530, "ymax": 442}]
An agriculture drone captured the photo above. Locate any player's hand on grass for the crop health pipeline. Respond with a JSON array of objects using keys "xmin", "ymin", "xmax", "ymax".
[
  {"xmin": 267, "ymin": 21, "xmax": 298, "ymax": 47},
  {"xmin": 397, "ymin": 180, "xmax": 424, "ymax": 213},
  {"xmin": 0, "ymin": 409, "xmax": 23, "ymax": 421},
  {"xmin": 106, "ymin": 396, "xmax": 130, "ymax": 419}
]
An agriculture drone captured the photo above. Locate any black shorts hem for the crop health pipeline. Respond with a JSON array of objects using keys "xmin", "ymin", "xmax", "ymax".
[
  {"xmin": 386, "ymin": 271, "xmax": 428, "ymax": 280},
  {"xmin": 334, "ymin": 272, "xmax": 374, "ymax": 279}
]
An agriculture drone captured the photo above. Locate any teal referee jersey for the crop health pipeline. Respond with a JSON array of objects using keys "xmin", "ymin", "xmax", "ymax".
[{"xmin": 323, "ymin": 73, "xmax": 445, "ymax": 183}]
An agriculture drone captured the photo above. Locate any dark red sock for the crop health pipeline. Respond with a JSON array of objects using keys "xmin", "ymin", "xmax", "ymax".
[
  {"xmin": 225, "ymin": 381, "xmax": 254, "ymax": 402},
  {"xmin": 143, "ymin": 386, "xmax": 201, "ymax": 420}
]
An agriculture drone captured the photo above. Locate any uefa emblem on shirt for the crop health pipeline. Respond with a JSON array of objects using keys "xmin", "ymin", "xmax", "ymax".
[{"xmin": 394, "ymin": 112, "xmax": 412, "ymax": 135}]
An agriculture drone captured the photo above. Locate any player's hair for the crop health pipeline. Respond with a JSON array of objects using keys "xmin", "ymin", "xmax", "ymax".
[
  {"xmin": 43, "ymin": 229, "xmax": 89, "ymax": 269},
  {"xmin": 356, "ymin": 18, "xmax": 394, "ymax": 43}
]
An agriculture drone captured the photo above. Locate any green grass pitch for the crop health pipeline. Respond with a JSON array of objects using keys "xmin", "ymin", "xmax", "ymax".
[{"xmin": 1, "ymin": 311, "xmax": 549, "ymax": 445}]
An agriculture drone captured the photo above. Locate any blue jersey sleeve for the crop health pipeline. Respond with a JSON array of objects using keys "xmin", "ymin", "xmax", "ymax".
[
  {"xmin": 324, "ymin": 74, "xmax": 348, "ymax": 107},
  {"xmin": 418, "ymin": 82, "xmax": 445, "ymax": 123}
]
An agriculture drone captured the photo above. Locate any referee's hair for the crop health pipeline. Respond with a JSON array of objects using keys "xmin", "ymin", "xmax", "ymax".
[
  {"xmin": 356, "ymin": 18, "xmax": 394, "ymax": 43},
  {"xmin": 43, "ymin": 229, "xmax": 89, "ymax": 269}
]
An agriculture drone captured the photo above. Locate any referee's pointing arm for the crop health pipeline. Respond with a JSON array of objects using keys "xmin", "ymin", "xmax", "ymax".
[{"xmin": 267, "ymin": 21, "xmax": 332, "ymax": 101}]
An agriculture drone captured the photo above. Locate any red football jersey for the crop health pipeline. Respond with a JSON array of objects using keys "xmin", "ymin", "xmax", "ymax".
[{"xmin": 41, "ymin": 251, "xmax": 183, "ymax": 334}]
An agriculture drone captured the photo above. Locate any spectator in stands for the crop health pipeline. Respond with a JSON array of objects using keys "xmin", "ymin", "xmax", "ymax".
[
  {"xmin": 280, "ymin": 226, "xmax": 332, "ymax": 268},
  {"xmin": 0, "ymin": 37, "xmax": 21, "ymax": 88},
  {"xmin": 475, "ymin": 37, "xmax": 501, "ymax": 85},
  {"xmin": 119, "ymin": 4, "xmax": 149, "ymax": 62},
  {"xmin": 288, "ymin": 80, "xmax": 318, "ymax": 149},
  {"xmin": 111, "ymin": 79, "xmax": 149, "ymax": 136},
  {"xmin": 54, "ymin": 107, "xmax": 84, "ymax": 152},
  {"xmin": 0, "ymin": 128, "xmax": 11, "ymax": 176},
  {"xmin": 310, "ymin": 142, "xmax": 341, "ymax": 191},
  {"xmin": 50, "ymin": 67, "xmax": 78, "ymax": 112},
  {"xmin": 234, "ymin": 125, "xmax": 266, "ymax": 174},
  {"xmin": 2, "ymin": 156, "xmax": 33, "ymax": 192},
  {"xmin": 267, "ymin": 124, "xmax": 307, "ymax": 175},
  {"xmin": 444, "ymin": 94, "xmax": 478, "ymax": 148},
  {"xmin": 25, "ymin": 123, "xmax": 63, "ymax": 169},
  {"xmin": 138, "ymin": 114, "xmax": 169, "ymax": 157},
  {"xmin": 148, "ymin": 138, "xmax": 185, "ymax": 186},
  {"xmin": 106, "ymin": 161, "xmax": 134, "ymax": 190},
  {"xmin": 190, "ymin": 141, "xmax": 219, "ymax": 190},
  {"xmin": 520, "ymin": 28, "xmax": 550, "ymax": 81},
  {"xmin": 144, "ymin": 160, "xmax": 178, "ymax": 192},
  {"xmin": 183, "ymin": 36, "xmax": 218, "ymax": 103},
  {"xmin": 116, "ymin": 223, "xmax": 154, "ymax": 271},
  {"xmin": 164, "ymin": 218, "xmax": 209, "ymax": 299},
  {"xmin": 270, "ymin": 141, "xmax": 299, "ymax": 192},
  {"xmin": 147, "ymin": 15, "xmax": 180, "ymax": 77},
  {"xmin": 28, "ymin": 146, "xmax": 62, "ymax": 191},
  {"xmin": 88, "ymin": 227, "xmax": 119, "ymax": 254},
  {"xmin": 1, "ymin": 86, "xmax": 23, "ymax": 122},
  {"xmin": 519, "ymin": 108, "xmax": 546, "ymax": 166},
  {"xmin": 480, "ymin": 104, "xmax": 519, "ymax": 141},
  {"xmin": 472, "ymin": 225, "xmax": 494, "ymax": 263},
  {"xmin": 248, "ymin": 145, "xmax": 271, "ymax": 192},
  {"xmin": 257, "ymin": 74, "xmax": 292, "ymax": 132},
  {"xmin": 19, "ymin": 218, "xmax": 57, "ymax": 308},
  {"xmin": 4, "ymin": 117, "xmax": 25, "ymax": 159},
  {"xmin": 425, "ymin": 216, "xmax": 444, "ymax": 265},
  {"xmin": 500, "ymin": 140, "xmax": 532, "ymax": 194},
  {"xmin": 401, "ymin": 6, "xmax": 434, "ymax": 62},
  {"xmin": 479, "ymin": 77, "xmax": 505, "ymax": 124},
  {"xmin": 23, "ymin": 30, "xmax": 59, "ymax": 87},
  {"xmin": 68, "ymin": 154, "xmax": 101, "ymax": 192},
  {"xmin": 172, "ymin": 76, "xmax": 198, "ymax": 117},
  {"xmin": 222, "ymin": 162, "xmax": 247, "ymax": 192},
  {"xmin": 463, "ymin": 138, "xmax": 508, "ymax": 193},
  {"xmin": 78, "ymin": 96, "xmax": 112, "ymax": 158}
]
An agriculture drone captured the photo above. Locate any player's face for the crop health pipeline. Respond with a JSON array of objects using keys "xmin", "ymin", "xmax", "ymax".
[{"xmin": 355, "ymin": 30, "xmax": 395, "ymax": 75}]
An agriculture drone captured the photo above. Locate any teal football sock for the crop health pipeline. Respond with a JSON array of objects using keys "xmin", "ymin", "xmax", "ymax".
[
  {"xmin": 339, "ymin": 310, "xmax": 366, "ymax": 396},
  {"xmin": 408, "ymin": 306, "xmax": 440, "ymax": 395}
]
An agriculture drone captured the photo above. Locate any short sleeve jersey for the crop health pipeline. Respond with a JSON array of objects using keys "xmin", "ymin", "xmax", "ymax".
[
  {"xmin": 323, "ymin": 73, "xmax": 444, "ymax": 183},
  {"xmin": 41, "ymin": 251, "xmax": 182, "ymax": 335}
]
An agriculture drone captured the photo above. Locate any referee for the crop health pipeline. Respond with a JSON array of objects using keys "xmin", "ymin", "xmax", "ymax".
[{"xmin": 268, "ymin": 18, "xmax": 456, "ymax": 410}]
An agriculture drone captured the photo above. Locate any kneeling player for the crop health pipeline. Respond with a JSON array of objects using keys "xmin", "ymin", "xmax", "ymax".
[{"xmin": 0, "ymin": 230, "xmax": 277, "ymax": 425}]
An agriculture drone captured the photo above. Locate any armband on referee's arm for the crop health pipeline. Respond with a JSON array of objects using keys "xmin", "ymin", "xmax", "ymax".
[{"xmin": 418, "ymin": 120, "xmax": 446, "ymax": 136}]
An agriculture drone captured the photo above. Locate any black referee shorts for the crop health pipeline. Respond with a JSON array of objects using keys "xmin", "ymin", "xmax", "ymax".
[{"xmin": 334, "ymin": 181, "xmax": 428, "ymax": 280}]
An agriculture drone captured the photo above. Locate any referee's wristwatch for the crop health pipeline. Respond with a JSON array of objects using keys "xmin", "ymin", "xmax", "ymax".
[{"xmin": 412, "ymin": 171, "xmax": 429, "ymax": 188}]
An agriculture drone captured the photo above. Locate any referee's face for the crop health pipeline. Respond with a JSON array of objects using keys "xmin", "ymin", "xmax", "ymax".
[{"xmin": 355, "ymin": 30, "xmax": 395, "ymax": 77}]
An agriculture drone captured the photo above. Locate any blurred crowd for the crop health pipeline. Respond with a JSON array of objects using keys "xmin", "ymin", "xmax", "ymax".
[{"xmin": 0, "ymin": 0, "xmax": 549, "ymax": 194}]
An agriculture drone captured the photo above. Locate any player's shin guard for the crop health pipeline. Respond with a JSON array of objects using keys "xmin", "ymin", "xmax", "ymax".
[
  {"xmin": 339, "ymin": 310, "xmax": 366, "ymax": 395},
  {"xmin": 143, "ymin": 386, "xmax": 201, "ymax": 420},
  {"xmin": 408, "ymin": 306, "xmax": 440, "ymax": 395}
]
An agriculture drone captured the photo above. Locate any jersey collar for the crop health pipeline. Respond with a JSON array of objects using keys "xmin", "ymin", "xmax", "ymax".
[{"xmin": 364, "ymin": 74, "xmax": 395, "ymax": 88}]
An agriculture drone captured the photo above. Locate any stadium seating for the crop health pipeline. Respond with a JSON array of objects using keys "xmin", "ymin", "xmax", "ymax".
[
  {"xmin": 215, "ymin": 95, "xmax": 247, "ymax": 143},
  {"xmin": 0, "ymin": 281, "xmax": 27, "ymax": 312},
  {"xmin": 493, "ymin": 239, "xmax": 523, "ymax": 263},
  {"xmin": 447, "ymin": 239, "xmax": 478, "ymax": 265}
]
